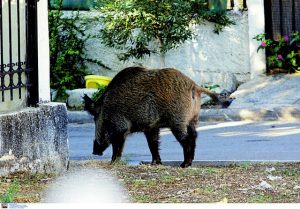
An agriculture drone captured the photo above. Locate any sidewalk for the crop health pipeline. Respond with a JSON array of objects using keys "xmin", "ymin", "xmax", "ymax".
[
  {"xmin": 200, "ymin": 106, "xmax": 300, "ymax": 121},
  {"xmin": 67, "ymin": 106, "xmax": 300, "ymax": 124}
]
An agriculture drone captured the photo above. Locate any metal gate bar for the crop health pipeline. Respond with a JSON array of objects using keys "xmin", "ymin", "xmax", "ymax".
[
  {"xmin": 17, "ymin": 0, "xmax": 22, "ymax": 99},
  {"xmin": 26, "ymin": 0, "xmax": 39, "ymax": 106},
  {"xmin": 8, "ymin": 0, "xmax": 13, "ymax": 100},
  {"xmin": 0, "ymin": 0, "xmax": 4, "ymax": 102}
]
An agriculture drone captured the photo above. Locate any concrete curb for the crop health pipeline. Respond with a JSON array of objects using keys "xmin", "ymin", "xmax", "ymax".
[
  {"xmin": 68, "ymin": 106, "xmax": 300, "ymax": 123},
  {"xmin": 68, "ymin": 111, "xmax": 93, "ymax": 124},
  {"xmin": 201, "ymin": 106, "xmax": 300, "ymax": 121}
]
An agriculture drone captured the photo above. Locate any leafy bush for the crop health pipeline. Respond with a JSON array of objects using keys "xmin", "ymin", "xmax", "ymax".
[
  {"xmin": 49, "ymin": 0, "xmax": 88, "ymax": 99},
  {"xmin": 203, "ymin": 83, "xmax": 220, "ymax": 90},
  {"xmin": 254, "ymin": 32, "xmax": 300, "ymax": 73},
  {"xmin": 49, "ymin": 0, "xmax": 110, "ymax": 100},
  {"xmin": 97, "ymin": 0, "xmax": 234, "ymax": 62},
  {"xmin": 92, "ymin": 84, "xmax": 107, "ymax": 101}
]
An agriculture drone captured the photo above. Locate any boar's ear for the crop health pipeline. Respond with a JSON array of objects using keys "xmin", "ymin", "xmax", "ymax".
[{"xmin": 83, "ymin": 94, "xmax": 99, "ymax": 116}]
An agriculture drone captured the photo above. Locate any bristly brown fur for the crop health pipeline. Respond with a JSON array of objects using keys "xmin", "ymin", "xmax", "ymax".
[{"xmin": 84, "ymin": 67, "xmax": 229, "ymax": 167}]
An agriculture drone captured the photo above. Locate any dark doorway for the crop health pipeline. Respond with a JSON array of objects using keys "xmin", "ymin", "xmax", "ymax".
[{"xmin": 264, "ymin": 0, "xmax": 300, "ymax": 40}]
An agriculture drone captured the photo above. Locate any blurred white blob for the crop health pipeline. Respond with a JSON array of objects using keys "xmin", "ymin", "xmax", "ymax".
[{"xmin": 42, "ymin": 168, "xmax": 130, "ymax": 203}]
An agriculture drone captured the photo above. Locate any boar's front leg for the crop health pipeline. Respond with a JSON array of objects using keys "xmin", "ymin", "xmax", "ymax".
[
  {"xmin": 111, "ymin": 133, "xmax": 126, "ymax": 163},
  {"xmin": 144, "ymin": 128, "xmax": 162, "ymax": 165},
  {"xmin": 172, "ymin": 123, "xmax": 197, "ymax": 168},
  {"xmin": 107, "ymin": 120, "xmax": 128, "ymax": 164}
]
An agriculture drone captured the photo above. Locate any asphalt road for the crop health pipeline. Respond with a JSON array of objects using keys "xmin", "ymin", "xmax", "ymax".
[{"xmin": 68, "ymin": 121, "xmax": 300, "ymax": 164}]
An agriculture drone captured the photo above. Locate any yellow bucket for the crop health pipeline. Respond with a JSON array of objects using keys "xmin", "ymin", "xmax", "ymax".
[{"xmin": 85, "ymin": 75, "xmax": 112, "ymax": 88}]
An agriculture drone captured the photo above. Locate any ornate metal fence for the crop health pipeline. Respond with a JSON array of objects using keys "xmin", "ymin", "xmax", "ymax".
[{"xmin": 0, "ymin": 0, "xmax": 38, "ymax": 111}]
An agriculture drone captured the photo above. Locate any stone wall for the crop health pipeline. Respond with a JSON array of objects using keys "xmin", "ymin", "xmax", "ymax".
[
  {"xmin": 64, "ymin": 10, "xmax": 250, "ymax": 91},
  {"xmin": 0, "ymin": 103, "xmax": 69, "ymax": 176}
]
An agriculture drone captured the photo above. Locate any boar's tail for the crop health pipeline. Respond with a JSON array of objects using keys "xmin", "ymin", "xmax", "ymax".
[{"xmin": 196, "ymin": 86, "xmax": 232, "ymax": 108}]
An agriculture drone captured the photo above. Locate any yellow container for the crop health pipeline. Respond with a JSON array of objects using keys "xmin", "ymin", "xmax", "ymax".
[{"xmin": 85, "ymin": 75, "xmax": 112, "ymax": 88}]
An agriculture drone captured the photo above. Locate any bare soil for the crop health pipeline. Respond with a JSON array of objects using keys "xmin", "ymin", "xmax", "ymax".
[
  {"xmin": 82, "ymin": 161, "xmax": 300, "ymax": 203},
  {"xmin": 1, "ymin": 161, "xmax": 300, "ymax": 203}
]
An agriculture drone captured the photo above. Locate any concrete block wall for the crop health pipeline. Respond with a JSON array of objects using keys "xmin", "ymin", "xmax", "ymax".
[{"xmin": 0, "ymin": 103, "xmax": 69, "ymax": 176}]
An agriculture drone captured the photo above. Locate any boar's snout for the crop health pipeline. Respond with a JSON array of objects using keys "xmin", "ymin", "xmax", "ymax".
[{"xmin": 92, "ymin": 139, "xmax": 109, "ymax": 156}]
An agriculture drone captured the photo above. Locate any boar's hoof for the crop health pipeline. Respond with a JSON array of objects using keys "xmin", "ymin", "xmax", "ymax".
[
  {"xmin": 180, "ymin": 162, "xmax": 192, "ymax": 168},
  {"xmin": 92, "ymin": 151, "xmax": 103, "ymax": 156},
  {"xmin": 151, "ymin": 160, "xmax": 162, "ymax": 165},
  {"xmin": 110, "ymin": 157, "xmax": 122, "ymax": 164}
]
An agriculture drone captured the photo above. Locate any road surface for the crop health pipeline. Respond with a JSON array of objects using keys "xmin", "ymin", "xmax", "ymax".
[{"xmin": 68, "ymin": 121, "xmax": 300, "ymax": 164}]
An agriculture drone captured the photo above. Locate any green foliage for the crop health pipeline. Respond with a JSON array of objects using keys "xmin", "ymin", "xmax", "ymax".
[
  {"xmin": 0, "ymin": 180, "xmax": 20, "ymax": 203},
  {"xmin": 249, "ymin": 194, "xmax": 273, "ymax": 203},
  {"xmin": 49, "ymin": 0, "xmax": 110, "ymax": 100},
  {"xmin": 92, "ymin": 85, "xmax": 107, "ymax": 101},
  {"xmin": 203, "ymin": 10, "xmax": 234, "ymax": 34},
  {"xmin": 49, "ymin": 0, "xmax": 88, "ymax": 99},
  {"xmin": 203, "ymin": 83, "xmax": 220, "ymax": 90},
  {"xmin": 254, "ymin": 32, "xmax": 300, "ymax": 73},
  {"xmin": 97, "ymin": 0, "xmax": 234, "ymax": 61}
]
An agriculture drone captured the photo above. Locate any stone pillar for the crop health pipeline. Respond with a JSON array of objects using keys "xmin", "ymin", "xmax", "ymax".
[
  {"xmin": 248, "ymin": 0, "xmax": 266, "ymax": 79},
  {"xmin": 37, "ymin": 0, "xmax": 51, "ymax": 102},
  {"xmin": 0, "ymin": 103, "xmax": 69, "ymax": 176}
]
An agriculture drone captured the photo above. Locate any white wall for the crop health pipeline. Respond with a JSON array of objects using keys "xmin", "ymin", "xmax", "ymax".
[
  {"xmin": 247, "ymin": 0, "xmax": 266, "ymax": 79},
  {"xmin": 64, "ymin": 2, "xmax": 267, "ymax": 89},
  {"xmin": 145, "ymin": 12, "xmax": 251, "ymax": 84},
  {"xmin": 37, "ymin": 0, "xmax": 51, "ymax": 102},
  {"xmin": 72, "ymin": 11, "xmax": 250, "ymax": 86}
]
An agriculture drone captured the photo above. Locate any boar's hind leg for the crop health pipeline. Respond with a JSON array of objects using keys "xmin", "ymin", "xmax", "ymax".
[
  {"xmin": 172, "ymin": 124, "xmax": 197, "ymax": 168},
  {"xmin": 144, "ymin": 128, "xmax": 162, "ymax": 165}
]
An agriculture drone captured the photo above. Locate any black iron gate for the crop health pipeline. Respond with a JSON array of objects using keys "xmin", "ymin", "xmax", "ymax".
[
  {"xmin": 264, "ymin": 0, "xmax": 300, "ymax": 40},
  {"xmin": 26, "ymin": 0, "xmax": 39, "ymax": 106},
  {"xmin": 0, "ymin": 0, "xmax": 38, "ymax": 109}
]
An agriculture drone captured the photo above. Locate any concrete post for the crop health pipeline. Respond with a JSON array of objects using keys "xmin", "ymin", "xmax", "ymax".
[
  {"xmin": 248, "ymin": 0, "xmax": 266, "ymax": 79},
  {"xmin": 37, "ymin": 0, "xmax": 51, "ymax": 102}
]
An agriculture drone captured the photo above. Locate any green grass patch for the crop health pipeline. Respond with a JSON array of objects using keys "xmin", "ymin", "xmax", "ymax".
[{"xmin": 249, "ymin": 194, "xmax": 274, "ymax": 203}]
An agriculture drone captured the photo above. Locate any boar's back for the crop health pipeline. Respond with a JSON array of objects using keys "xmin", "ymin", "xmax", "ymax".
[{"xmin": 101, "ymin": 67, "xmax": 200, "ymax": 129}]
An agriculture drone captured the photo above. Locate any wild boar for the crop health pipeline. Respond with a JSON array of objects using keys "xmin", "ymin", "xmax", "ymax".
[{"xmin": 84, "ymin": 67, "xmax": 230, "ymax": 167}]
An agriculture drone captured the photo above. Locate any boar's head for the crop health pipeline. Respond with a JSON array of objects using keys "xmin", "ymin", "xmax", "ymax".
[
  {"xmin": 83, "ymin": 94, "xmax": 101, "ymax": 117},
  {"xmin": 83, "ymin": 94, "xmax": 110, "ymax": 155}
]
